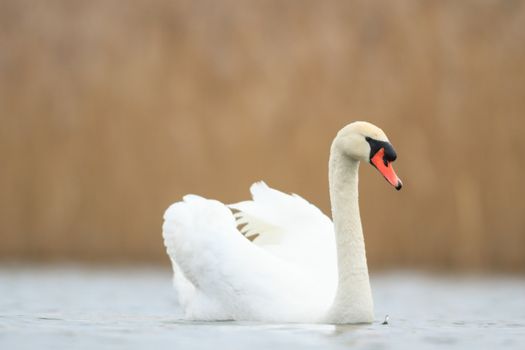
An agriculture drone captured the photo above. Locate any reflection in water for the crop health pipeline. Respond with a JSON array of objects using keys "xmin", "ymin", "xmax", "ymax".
[{"xmin": 1, "ymin": 267, "xmax": 524, "ymax": 350}]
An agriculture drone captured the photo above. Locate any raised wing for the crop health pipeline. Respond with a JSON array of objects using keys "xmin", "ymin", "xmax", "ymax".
[
  {"xmin": 229, "ymin": 182, "xmax": 335, "ymax": 271},
  {"xmin": 162, "ymin": 193, "xmax": 330, "ymax": 321}
]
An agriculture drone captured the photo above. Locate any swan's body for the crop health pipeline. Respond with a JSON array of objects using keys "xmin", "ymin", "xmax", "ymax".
[{"xmin": 162, "ymin": 121, "xmax": 402, "ymax": 324}]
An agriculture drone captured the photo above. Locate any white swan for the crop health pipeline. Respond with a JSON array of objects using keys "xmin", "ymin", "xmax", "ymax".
[{"xmin": 162, "ymin": 121, "xmax": 402, "ymax": 324}]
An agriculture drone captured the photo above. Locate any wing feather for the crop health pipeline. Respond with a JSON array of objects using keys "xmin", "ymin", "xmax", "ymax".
[{"xmin": 229, "ymin": 182, "xmax": 335, "ymax": 270}]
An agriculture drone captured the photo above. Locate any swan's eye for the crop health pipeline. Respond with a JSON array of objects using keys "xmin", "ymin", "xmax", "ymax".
[{"xmin": 365, "ymin": 136, "xmax": 396, "ymax": 162}]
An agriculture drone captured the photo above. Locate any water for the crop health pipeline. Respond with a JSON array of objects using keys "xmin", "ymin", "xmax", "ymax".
[{"xmin": 1, "ymin": 266, "xmax": 524, "ymax": 350}]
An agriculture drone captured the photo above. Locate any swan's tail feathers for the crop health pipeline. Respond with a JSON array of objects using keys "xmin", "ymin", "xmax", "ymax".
[
  {"xmin": 162, "ymin": 194, "xmax": 303, "ymax": 320},
  {"xmin": 162, "ymin": 195, "xmax": 237, "ymax": 283},
  {"xmin": 162, "ymin": 195, "xmax": 246, "ymax": 320},
  {"xmin": 162, "ymin": 198, "xmax": 200, "ymax": 310}
]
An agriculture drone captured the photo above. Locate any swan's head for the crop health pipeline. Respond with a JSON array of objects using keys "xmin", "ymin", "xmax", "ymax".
[{"xmin": 335, "ymin": 121, "xmax": 402, "ymax": 190}]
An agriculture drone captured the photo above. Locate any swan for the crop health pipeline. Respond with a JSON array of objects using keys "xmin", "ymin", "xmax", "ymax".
[{"xmin": 162, "ymin": 121, "xmax": 402, "ymax": 324}]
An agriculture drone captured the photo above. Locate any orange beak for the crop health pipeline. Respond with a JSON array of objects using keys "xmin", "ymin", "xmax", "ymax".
[{"xmin": 370, "ymin": 148, "xmax": 403, "ymax": 190}]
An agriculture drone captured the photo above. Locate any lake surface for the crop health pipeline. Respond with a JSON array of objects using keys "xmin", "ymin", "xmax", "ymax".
[{"xmin": 1, "ymin": 266, "xmax": 524, "ymax": 349}]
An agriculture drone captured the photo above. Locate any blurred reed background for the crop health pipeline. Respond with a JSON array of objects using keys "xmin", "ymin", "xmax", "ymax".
[{"xmin": 1, "ymin": 0, "xmax": 524, "ymax": 271}]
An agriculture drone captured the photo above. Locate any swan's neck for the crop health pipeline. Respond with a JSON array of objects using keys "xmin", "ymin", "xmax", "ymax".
[{"xmin": 325, "ymin": 144, "xmax": 374, "ymax": 324}]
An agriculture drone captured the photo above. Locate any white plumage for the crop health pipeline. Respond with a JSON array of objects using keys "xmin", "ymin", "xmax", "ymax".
[
  {"xmin": 162, "ymin": 182, "xmax": 337, "ymax": 322},
  {"xmin": 162, "ymin": 121, "xmax": 402, "ymax": 324}
]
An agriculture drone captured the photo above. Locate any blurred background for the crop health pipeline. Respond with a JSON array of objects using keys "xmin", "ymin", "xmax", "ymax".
[{"xmin": 1, "ymin": 0, "xmax": 524, "ymax": 272}]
